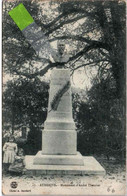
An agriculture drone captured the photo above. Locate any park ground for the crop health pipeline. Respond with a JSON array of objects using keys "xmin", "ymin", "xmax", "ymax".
[{"xmin": 2, "ymin": 156, "xmax": 126, "ymax": 195}]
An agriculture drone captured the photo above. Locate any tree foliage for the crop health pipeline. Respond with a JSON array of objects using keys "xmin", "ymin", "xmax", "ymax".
[
  {"xmin": 3, "ymin": 0, "xmax": 126, "ymax": 98},
  {"xmin": 72, "ymin": 77, "xmax": 125, "ymax": 159},
  {"xmin": 3, "ymin": 78, "xmax": 49, "ymax": 132}
]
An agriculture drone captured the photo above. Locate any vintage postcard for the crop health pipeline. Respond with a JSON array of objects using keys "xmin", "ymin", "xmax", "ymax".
[{"xmin": 2, "ymin": 0, "xmax": 126, "ymax": 195}]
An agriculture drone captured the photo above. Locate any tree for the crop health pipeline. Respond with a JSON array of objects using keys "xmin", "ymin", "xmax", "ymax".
[
  {"xmin": 3, "ymin": 77, "xmax": 49, "ymax": 132},
  {"xmin": 3, "ymin": 77, "xmax": 49, "ymax": 154},
  {"xmin": 80, "ymin": 77, "xmax": 125, "ymax": 159},
  {"xmin": 3, "ymin": 0, "xmax": 126, "ymax": 99}
]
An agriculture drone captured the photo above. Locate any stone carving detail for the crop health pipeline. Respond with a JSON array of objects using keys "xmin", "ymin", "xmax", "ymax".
[{"xmin": 50, "ymin": 81, "xmax": 70, "ymax": 111}]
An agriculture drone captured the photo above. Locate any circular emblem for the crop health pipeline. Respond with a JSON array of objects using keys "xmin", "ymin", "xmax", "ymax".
[{"xmin": 10, "ymin": 181, "xmax": 18, "ymax": 189}]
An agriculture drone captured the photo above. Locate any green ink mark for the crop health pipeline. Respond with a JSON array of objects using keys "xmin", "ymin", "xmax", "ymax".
[{"xmin": 9, "ymin": 3, "xmax": 34, "ymax": 31}]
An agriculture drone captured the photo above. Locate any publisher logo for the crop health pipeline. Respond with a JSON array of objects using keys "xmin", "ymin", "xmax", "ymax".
[{"xmin": 10, "ymin": 182, "xmax": 18, "ymax": 189}]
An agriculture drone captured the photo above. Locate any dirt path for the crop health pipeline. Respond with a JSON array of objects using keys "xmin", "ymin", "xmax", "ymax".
[{"xmin": 2, "ymin": 159, "xmax": 126, "ymax": 195}]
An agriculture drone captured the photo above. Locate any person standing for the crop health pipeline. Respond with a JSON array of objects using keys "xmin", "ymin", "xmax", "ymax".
[{"xmin": 3, "ymin": 136, "xmax": 18, "ymax": 172}]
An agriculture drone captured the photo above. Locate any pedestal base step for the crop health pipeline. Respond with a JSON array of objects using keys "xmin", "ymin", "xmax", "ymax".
[
  {"xmin": 25, "ymin": 156, "xmax": 106, "ymax": 175},
  {"xmin": 33, "ymin": 151, "xmax": 84, "ymax": 166}
]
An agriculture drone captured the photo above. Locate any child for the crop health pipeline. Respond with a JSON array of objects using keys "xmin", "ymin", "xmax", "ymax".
[
  {"xmin": 9, "ymin": 148, "xmax": 25, "ymax": 175},
  {"xmin": 3, "ymin": 136, "xmax": 18, "ymax": 172}
]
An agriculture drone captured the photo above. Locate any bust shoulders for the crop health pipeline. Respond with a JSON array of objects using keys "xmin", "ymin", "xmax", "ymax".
[{"xmin": 52, "ymin": 51, "xmax": 69, "ymax": 63}]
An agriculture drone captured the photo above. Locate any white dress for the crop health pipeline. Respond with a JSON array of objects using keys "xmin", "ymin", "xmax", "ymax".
[{"xmin": 3, "ymin": 142, "xmax": 18, "ymax": 163}]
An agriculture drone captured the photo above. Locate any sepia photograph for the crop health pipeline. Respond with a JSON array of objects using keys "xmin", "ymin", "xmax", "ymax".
[{"xmin": 2, "ymin": 0, "xmax": 126, "ymax": 195}]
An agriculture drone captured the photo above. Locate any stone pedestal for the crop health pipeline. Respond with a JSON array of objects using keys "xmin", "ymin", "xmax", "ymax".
[
  {"xmin": 25, "ymin": 156, "xmax": 106, "ymax": 175},
  {"xmin": 33, "ymin": 151, "xmax": 84, "ymax": 165},
  {"xmin": 33, "ymin": 68, "xmax": 84, "ymax": 165},
  {"xmin": 25, "ymin": 68, "xmax": 105, "ymax": 175},
  {"xmin": 42, "ymin": 68, "xmax": 77, "ymax": 155}
]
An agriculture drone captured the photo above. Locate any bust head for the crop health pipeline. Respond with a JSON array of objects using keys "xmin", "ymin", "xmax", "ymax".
[{"xmin": 57, "ymin": 40, "xmax": 65, "ymax": 56}]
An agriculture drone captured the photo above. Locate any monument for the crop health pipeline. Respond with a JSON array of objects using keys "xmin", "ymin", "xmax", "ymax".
[
  {"xmin": 8, "ymin": 4, "xmax": 105, "ymax": 175},
  {"xmin": 25, "ymin": 42, "xmax": 105, "ymax": 175}
]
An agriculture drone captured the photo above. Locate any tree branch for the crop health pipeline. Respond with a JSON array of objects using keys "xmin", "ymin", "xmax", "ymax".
[
  {"xmin": 44, "ymin": 9, "xmax": 96, "ymax": 30},
  {"xmin": 45, "ymin": 14, "xmax": 88, "ymax": 36},
  {"xmin": 13, "ymin": 65, "xmax": 49, "ymax": 79},
  {"xmin": 71, "ymin": 59, "xmax": 109, "ymax": 72},
  {"xmin": 44, "ymin": 13, "xmax": 66, "ymax": 28},
  {"xmin": 12, "ymin": 59, "xmax": 64, "ymax": 79},
  {"xmin": 67, "ymin": 42, "xmax": 110, "ymax": 64},
  {"xmin": 49, "ymin": 35, "xmax": 93, "ymax": 44}
]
